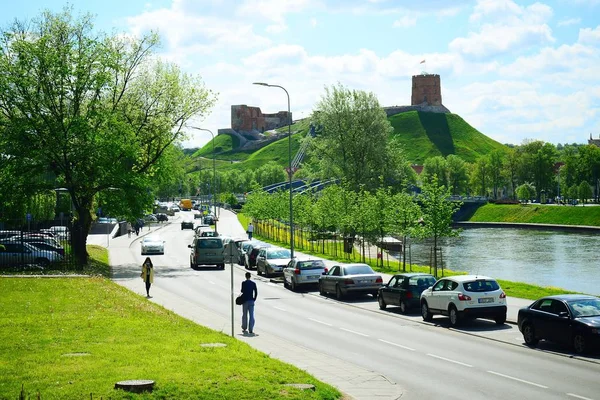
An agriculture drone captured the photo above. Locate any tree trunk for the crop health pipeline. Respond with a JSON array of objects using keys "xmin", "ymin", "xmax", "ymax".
[{"xmin": 71, "ymin": 203, "xmax": 94, "ymax": 268}]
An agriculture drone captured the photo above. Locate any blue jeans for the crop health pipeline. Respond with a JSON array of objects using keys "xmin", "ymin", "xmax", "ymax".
[{"xmin": 242, "ymin": 300, "xmax": 255, "ymax": 332}]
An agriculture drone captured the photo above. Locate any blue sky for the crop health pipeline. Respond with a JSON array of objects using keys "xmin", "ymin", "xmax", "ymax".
[{"xmin": 2, "ymin": 0, "xmax": 599, "ymax": 148}]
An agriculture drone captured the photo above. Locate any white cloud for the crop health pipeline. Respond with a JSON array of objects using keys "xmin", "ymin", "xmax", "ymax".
[
  {"xmin": 393, "ymin": 15, "xmax": 417, "ymax": 28},
  {"xmin": 266, "ymin": 23, "xmax": 288, "ymax": 34},
  {"xmin": 236, "ymin": 0, "xmax": 315, "ymax": 24},
  {"xmin": 579, "ymin": 26, "xmax": 600, "ymax": 44},
  {"xmin": 557, "ymin": 17, "xmax": 581, "ymax": 27},
  {"xmin": 310, "ymin": 17, "xmax": 317, "ymax": 27}
]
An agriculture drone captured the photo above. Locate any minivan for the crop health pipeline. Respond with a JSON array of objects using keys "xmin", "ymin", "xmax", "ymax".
[{"xmin": 188, "ymin": 237, "xmax": 225, "ymax": 269}]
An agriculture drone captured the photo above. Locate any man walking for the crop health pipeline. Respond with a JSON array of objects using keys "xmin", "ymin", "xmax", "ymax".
[
  {"xmin": 247, "ymin": 222, "xmax": 254, "ymax": 240},
  {"xmin": 240, "ymin": 272, "xmax": 257, "ymax": 334}
]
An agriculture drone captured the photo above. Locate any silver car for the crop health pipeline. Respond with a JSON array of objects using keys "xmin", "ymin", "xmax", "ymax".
[
  {"xmin": 0, "ymin": 241, "xmax": 64, "ymax": 268},
  {"xmin": 319, "ymin": 263, "xmax": 383, "ymax": 300},
  {"xmin": 141, "ymin": 235, "xmax": 165, "ymax": 255},
  {"xmin": 256, "ymin": 247, "xmax": 292, "ymax": 278},
  {"xmin": 283, "ymin": 258, "xmax": 327, "ymax": 291}
]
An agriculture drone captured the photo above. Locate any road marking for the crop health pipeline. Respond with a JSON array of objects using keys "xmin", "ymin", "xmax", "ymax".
[
  {"xmin": 567, "ymin": 393, "xmax": 594, "ymax": 400},
  {"xmin": 427, "ymin": 353, "xmax": 473, "ymax": 367},
  {"xmin": 308, "ymin": 318, "xmax": 333, "ymax": 327},
  {"xmin": 273, "ymin": 306, "xmax": 287, "ymax": 312},
  {"xmin": 378, "ymin": 339, "xmax": 415, "ymax": 351},
  {"xmin": 340, "ymin": 327, "xmax": 369, "ymax": 337},
  {"xmin": 487, "ymin": 371, "xmax": 548, "ymax": 389}
]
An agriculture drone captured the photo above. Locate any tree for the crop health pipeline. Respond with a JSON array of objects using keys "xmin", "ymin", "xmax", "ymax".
[
  {"xmin": 414, "ymin": 176, "xmax": 462, "ymax": 277},
  {"xmin": 390, "ymin": 192, "xmax": 421, "ymax": 271},
  {"xmin": 503, "ymin": 148, "xmax": 520, "ymax": 200},
  {"xmin": 0, "ymin": 9, "xmax": 216, "ymax": 265},
  {"xmin": 310, "ymin": 83, "xmax": 394, "ymax": 192},
  {"xmin": 446, "ymin": 155, "xmax": 468, "ymax": 196},
  {"xmin": 519, "ymin": 141, "xmax": 557, "ymax": 200},
  {"xmin": 578, "ymin": 181, "xmax": 592, "ymax": 205},
  {"xmin": 516, "ymin": 183, "xmax": 535, "ymax": 203},
  {"xmin": 487, "ymin": 150, "xmax": 505, "ymax": 199},
  {"xmin": 254, "ymin": 162, "xmax": 286, "ymax": 187},
  {"xmin": 422, "ymin": 156, "xmax": 448, "ymax": 189},
  {"xmin": 470, "ymin": 157, "xmax": 490, "ymax": 197}
]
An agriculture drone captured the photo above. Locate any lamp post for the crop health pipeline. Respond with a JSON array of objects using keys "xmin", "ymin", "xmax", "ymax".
[
  {"xmin": 253, "ymin": 82, "xmax": 294, "ymax": 259},
  {"xmin": 189, "ymin": 126, "xmax": 217, "ymax": 232}
]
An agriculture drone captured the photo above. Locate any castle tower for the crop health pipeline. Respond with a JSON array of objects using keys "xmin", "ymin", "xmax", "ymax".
[{"xmin": 411, "ymin": 74, "xmax": 442, "ymax": 106}]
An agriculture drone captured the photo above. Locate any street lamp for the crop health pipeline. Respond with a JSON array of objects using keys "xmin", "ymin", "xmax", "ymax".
[
  {"xmin": 189, "ymin": 126, "xmax": 217, "ymax": 232},
  {"xmin": 253, "ymin": 82, "xmax": 294, "ymax": 259}
]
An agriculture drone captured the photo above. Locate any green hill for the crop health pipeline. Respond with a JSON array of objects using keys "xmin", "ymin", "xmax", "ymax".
[{"xmin": 389, "ymin": 111, "xmax": 508, "ymax": 163}]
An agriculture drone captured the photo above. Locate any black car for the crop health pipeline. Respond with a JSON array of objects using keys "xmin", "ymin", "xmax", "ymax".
[
  {"xmin": 203, "ymin": 215, "xmax": 215, "ymax": 225},
  {"xmin": 155, "ymin": 213, "xmax": 168, "ymax": 222},
  {"xmin": 244, "ymin": 243, "xmax": 271, "ymax": 270},
  {"xmin": 378, "ymin": 273, "xmax": 437, "ymax": 313},
  {"xmin": 181, "ymin": 220, "xmax": 194, "ymax": 230},
  {"xmin": 518, "ymin": 294, "xmax": 600, "ymax": 354}
]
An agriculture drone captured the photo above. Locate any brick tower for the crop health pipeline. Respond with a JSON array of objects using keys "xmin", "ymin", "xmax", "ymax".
[{"xmin": 411, "ymin": 74, "xmax": 442, "ymax": 106}]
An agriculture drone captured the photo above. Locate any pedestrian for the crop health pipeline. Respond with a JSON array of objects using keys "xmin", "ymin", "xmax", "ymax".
[
  {"xmin": 240, "ymin": 272, "xmax": 257, "ymax": 334},
  {"xmin": 134, "ymin": 220, "xmax": 140, "ymax": 236},
  {"xmin": 141, "ymin": 257, "xmax": 154, "ymax": 298},
  {"xmin": 127, "ymin": 221, "xmax": 133, "ymax": 238},
  {"xmin": 247, "ymin": 222, "xmax": 254, "ymax": 240}
]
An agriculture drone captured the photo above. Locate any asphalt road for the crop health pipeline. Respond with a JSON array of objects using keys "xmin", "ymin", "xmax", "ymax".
[{"xmin": 110, "ymin": 210, "xmax": 600, "ymax": 400}]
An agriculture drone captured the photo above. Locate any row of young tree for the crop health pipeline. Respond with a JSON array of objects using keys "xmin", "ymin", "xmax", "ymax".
[{"xmin": 243, "ymin": 177, "xmax": 461, "ymax": 277}]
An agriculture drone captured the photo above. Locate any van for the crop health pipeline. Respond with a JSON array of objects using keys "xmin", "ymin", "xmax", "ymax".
[
  {"xmin": 179, "ymin": 199, "xmax": 192, "ymax": 211},
  {"xmin": 188, "ymin": 237, "xmax": 225, "ymax": 269}
]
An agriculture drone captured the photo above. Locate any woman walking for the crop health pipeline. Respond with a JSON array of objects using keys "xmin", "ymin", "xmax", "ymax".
[{"xmin": 141, "ymin": 257, "xmax": 154, "ymax": 298}]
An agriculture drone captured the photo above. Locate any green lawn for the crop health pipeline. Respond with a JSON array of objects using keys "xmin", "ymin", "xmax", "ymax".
[
  {"xmin": 0, "ymin": 248, "xmax": 340, "ymax": 400},
  {"xmin": 468, "ymin": 203, "xmax": 600, "ymax": 226}
]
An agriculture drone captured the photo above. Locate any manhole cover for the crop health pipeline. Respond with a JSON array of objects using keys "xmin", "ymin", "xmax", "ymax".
[
  {"xmin": 115, "ymin": 380, "xmax": 155, "ymax": 393},
  {"xmin": 201, "ymin": 343, "xmax": 227, "ymax": 348},
  {"xmin": 284, "ymin": 383, "xmax": 315, "ymax": 391},
  {"xmin": 62, "ymin": 352, "xmax": 91, "ymax": 357}
]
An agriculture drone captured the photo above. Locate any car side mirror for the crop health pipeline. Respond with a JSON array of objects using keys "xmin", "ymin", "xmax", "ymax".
[
  {"xmin": 427, "ymin": 286, "xmax": 433, "ymax": 291},
  {"xmin": 187, "ymin": 244, "xmax": 192, "ymax": 248}
]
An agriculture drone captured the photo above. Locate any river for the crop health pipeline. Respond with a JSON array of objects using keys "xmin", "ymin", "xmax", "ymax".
[{"xmin": 398, "ymin": 228, "xmax": 600, "ymax": 296}]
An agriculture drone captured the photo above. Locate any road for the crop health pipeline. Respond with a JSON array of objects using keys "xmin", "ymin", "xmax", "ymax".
[{"xmin": 108, "ymin": 209, "xmax": 600, "ymax": 400}]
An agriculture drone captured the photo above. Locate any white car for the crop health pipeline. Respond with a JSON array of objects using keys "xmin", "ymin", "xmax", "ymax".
[
  {"xmin": 141, "ymin": 235, "xmax": 165, "ymax": 255},
  {"xmin": 283, "ymin": 258, "xmax": 327, "ymax": 291},
  {"xmin": 420, "ymin": 275, "xmax": 507, "ymax": 326},
  {"xmin": 41, "ymin": 226, "xmax": 70, "ymax": 241},
  {"xmin": 0, "ymin": 241, "xmax": 64, "ymax": 267},
  {"xmin": 256, "ymin": 247, "xmax": 292, "ymax": 277}
]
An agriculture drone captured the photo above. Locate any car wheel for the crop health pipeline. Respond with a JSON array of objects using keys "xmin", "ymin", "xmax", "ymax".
[
  {"xmin": 335, "ymin": 285, "xmax": 344, "ymax": 300},
  {"xmin": 378, "ymin": 294, "xmax": 387, "ymax": 310},
  {"xmin": 257, "ymin": 266, "xmax": 263, "ymax": 276},
  {"xmin": 522, "ymin": 323, "xmax": 538, "ymax": 347},
  {"xmin": 219, "ymin": 264, "xmax": 225, "ymax": 270},
  {"xmin": 283, "ymin": 277, "xmax": 289, "ymax": 288},
  {"xmin": 319, "ymin": 282, "xmax": 326, "ymax": 296},
  {"xmin": 35, "ymin": 258, "xmax": 50, "ymax": 268},
  {"xmin": 573, "ymin": 334, "xmax": 586, "ymax": 354},
  {"xmin": 421, "ymin": 301, "xmax": 433, "ymax": 322},
  {"xmin": 495, "ymin": 313, "xmax": 507, "ymax": 325},
  {"xmin": 290, "ymin": 279, "xmax": 297, "ymax": 292},
  {"xmin": 399, "ymin": 300, "xmax": 408, "ymax": 314},
  {"xmin": 449, "ymin": 305, "xmax": 460, "ymax": 327}
]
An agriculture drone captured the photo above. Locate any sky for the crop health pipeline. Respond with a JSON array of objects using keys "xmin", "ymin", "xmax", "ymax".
[{"xmin": 1, "ymin": 0, "xmax": 599, "ymax": 149}]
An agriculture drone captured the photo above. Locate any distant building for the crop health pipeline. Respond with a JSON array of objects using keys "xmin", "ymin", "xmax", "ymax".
[{"xmin": 588, "ymin": 133, "xmax": 600, "ymax": 147}]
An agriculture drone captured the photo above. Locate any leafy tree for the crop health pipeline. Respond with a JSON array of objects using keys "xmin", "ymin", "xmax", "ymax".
[
  {"xmin": 516, "ymin": 183, "xmax": 535, "ymax": 203},
  {"xmin": 390, "ymin": 192, "xmax": 421, "ymax": 271},
  {"xmin": 310, "ymin": 83, "xmax": 394, "ymax": 192},
  {"xmin": 422, "ymin": 156, "xmax": 448, "ymax": 189},
  {"xmin": 568, "ymin": 184, "xmax": 579, "ymax": 204},
  {"xmin": 414, "ymin": 176, "xmax": 462, "ymax": 277},
  {"xmin": 0, "ymin": 9, "xmax": 216, "ymax": 265},
  {"xmin": 446, "ymin": 155, "xmax": 468, "ymax": 196},
  {"xmin": 578, "ymin": 181, "xmax": 592, "ymax": 205},
  {"xmin": 254, "ymin": 162, "xmax": 286, "ymax": 187},
  {"xmin": 470, "ymin": 157, "xmax": 490, "ymax": 197},
  {"xmin": 487, "ymin": 150, "xmax": 505, "ymax": 199},
  {"xmin": 503, "ymin": 148, "xmax": 520, "ymax": 200},
  {"xmin": 519, "ymin": 141, "xmax": 557, "ymax": 200}
]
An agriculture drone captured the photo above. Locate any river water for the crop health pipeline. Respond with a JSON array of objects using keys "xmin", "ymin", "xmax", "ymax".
[{"xmin": 398, "ymin": 228, "xmax": 600, "ymax": 296}]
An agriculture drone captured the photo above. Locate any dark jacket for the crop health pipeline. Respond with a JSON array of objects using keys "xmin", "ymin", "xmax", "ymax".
[{"xmin": 241, "ymin": 279, "xmax": 257, "ymax": 302}]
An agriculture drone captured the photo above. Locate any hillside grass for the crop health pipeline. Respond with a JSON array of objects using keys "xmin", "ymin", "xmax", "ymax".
[
  {"xmin": 389, "ymin": 111, "xmax": 507, "ymax": 164},
  {"xmin": 468, "ymin": 203, "xmax": 600, "ymax": 226},
  {"xmin": 0, "ymin": 246, "xmax": 340, "ymax": 400}
]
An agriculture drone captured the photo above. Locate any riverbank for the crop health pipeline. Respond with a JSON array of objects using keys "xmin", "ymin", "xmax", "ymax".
[{"xmin": 465, "ymin": 203, "xmax": 600, "ymax": 226}]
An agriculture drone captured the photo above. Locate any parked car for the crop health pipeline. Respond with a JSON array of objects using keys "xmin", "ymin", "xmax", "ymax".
[
  {"xmin": 5, "ymin": 236, "xmax": 64, "ymax": 254},
  {"xmin": 244, "ymin": 242, "xmax": 271, "ymax": 270},
  {"xmin": 0, "ymin": 230, "xmax": 21, "ymax": 240},
  {"xmin": 420, "ymin": 275, "xmax": 507, "ymax": 326},
  {"xmin": 378, "ymin": 273, "xmax": 437, "ymax": 313},
  {"xmin": 283, "ymin": 258, "xmax": 327, "ymax": 291},
  {"xmin": 319, "ymin": 263, "xmax": 383, "ymax": 300},
  {"xmin": 0, "ymin": 241, "xmax": 64, "ymax": 268},
  {"xmin": 518, "ymin": 294, "xmax": 600, "ymax": 354},
  {"xmin": 144, "ymin": 214, "xmax": 158, "ymax": 222},
  {"xmin": 41, "ymin": 226, "xmax": 70, "ymax": 241},
  {"xmin": 188, "ymin": 236, "xmax": 225, "ymax": 269},
  {"xmin": 256, "ymin": 247, "xmax": 292, "ymax": 277},
  {"xmin": 192, "ymin": 210, "xmax": 203, "ymax": 219},
  {"xmin": 181, "ymin": 219, "xmax": 194, "ymax": 230},
  {"xmin": 155, "ymin": 213, "xmax": 168, "ymax": 222},
  {"xmin": 25, "ymin": 241, "xmax": 65, "ymax": 257},
  {"xmin": 141, "ymin": 235, "xmax": 165, "ymax": 255}
]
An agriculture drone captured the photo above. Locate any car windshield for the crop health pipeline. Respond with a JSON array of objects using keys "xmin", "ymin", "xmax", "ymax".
[
  {"xmin": 408, "ymin": 276, "xmax": 436, "ymax": 287},
  {"xmin": 144, "ymin": 237, "xmax": 161, "ymax": 243},
  {"xmin": 197, "ymin": 239, "xmax": 223, "ymax": 249},
  {"xmin": 568, "ymin": 298, "xmax": 600, "ymax": 317},
  {"xmin": 344, "ymin": 265, "xmax": 374, "ymax": 275},
  {"xmin": 297, "ymin": 260, "xmax": 325, "ymax": 270},
  {"xmin": 267, "ymin": 249, "xmax": 291, "ymax": 259},
  {"xmin": 463, "ymin": 280, "xmax": 500, "ymax": 292}
]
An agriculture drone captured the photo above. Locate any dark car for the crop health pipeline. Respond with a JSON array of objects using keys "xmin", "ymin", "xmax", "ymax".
[
  {"xmin": 155, "ymin": 213, "xmax": 168, "ymax": 222},
  {"xmin": 244, "ymin": 242, "xmax": 271, "ymax": 270},
  {"xmin": 518, "ymin": 294, "xmax": 600, "ymax": 354},
  {"xmin": 378, "ymin": 273, "xmax": 437, "ymax": 313},
  {"xmin": 181, "ymin": 220, "xmax": 194, "ymax": 230},
  {"xmin": 239, "ymin": 240, "xmax": 260, "ymax": 266},
  {"xmin": 319, "ymin": 263, "xmax": 383, "ymax": 300},
  {"xmin": 203, "ymin": 215, "xmax": 215, "ymax": 225}
]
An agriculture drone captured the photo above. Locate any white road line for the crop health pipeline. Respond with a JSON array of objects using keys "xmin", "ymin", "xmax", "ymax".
[
  {"xmin": 487, "ymin": 371, "xmax": 548, "ymax": 389},
  {"xmin": 378, "ymin": 339, "xmax": 415, "ymax": 351},
  {"xmin": 340, "ymin": 327, "xmax": 369, "ymax": 337},
  {"xmin": 567, "ymin": 393, "xmax": 594, "ymax": 400},
  {"xmin": 427, "ymin": 353, "xmax": 473, "ymax": 367},
  {"xmin": 273, "ymin": 306, "xmax": 287, "ymax": 312},
  {"xmin": 308, "ymin": 318, "xmax": 333, "ymax": 327}
]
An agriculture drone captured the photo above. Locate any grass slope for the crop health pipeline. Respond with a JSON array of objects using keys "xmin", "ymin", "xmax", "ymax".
[
  {"xmin": 0, "ymin": 276, "xmax": 340, "ymax": 399},
  {"xmin": 468, "ymin": 203, "xmax": 600, "ymax": 226},
  {"xmin": 388, "ymin": 111, "xmax": 507, "ymax": 163}
]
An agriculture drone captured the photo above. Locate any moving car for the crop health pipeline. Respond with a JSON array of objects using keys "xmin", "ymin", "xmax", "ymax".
[
  {"xmin": 0, "ymin": 241, "xmax": 64, "ymax": 268},
  {"xmin": 141, "ymin": 235, "xmax": 165, "ymax": 255},
  {"xmin": 319, "ymin": 263, "xmax": 383, "ymax": 300},
  {"xmin": 181, "ymin": 219, "xmax": 194, "ymax": 230},
  {"xmin": 203, "ymin": 214, "xmax": 216, "ymax": 225},
  {"xmin": 188, "ymin": 236, "xmax": 225, "ymax": 269},
  {"xmin": 155, "ymin": 213, "xmax": 168, "ymax": 222},
  {"xmin": 420, "ymin": 275, "xmax": 507, "ymax": 326},
  {"xmin": 518, "ymin": 294, "xmax": 600, "ymax": 354},
  {"xmin": 283, "ymin": 258, "xmax": 327, "ymax": 291},
  {"xmin": 378, "ymin": 273, "xmax": 437, "ymax": 313},
  {"xmin": 256, "ymin": 247, "xmax": 292, "ymax": 277}
]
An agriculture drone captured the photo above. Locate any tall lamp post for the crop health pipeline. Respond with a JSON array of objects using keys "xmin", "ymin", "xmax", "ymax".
[
  {"xmin": 189, "ymin": 126, "xmax": 217, "ymax": 232},
  {"xmin": 253, "ymin": 82, "xmax": 294, "ymax": 259}
]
